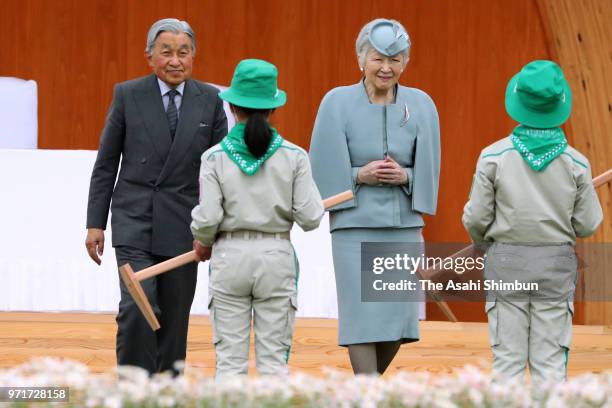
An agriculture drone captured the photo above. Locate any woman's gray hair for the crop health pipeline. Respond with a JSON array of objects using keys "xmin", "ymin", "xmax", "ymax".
[
  {"xmin": 146, "ymin": 18, "xmax": 196, "ymax": 56},
  {"xmin": 355, "ymin": 18, "xmax": 411, "ymax": 68}
]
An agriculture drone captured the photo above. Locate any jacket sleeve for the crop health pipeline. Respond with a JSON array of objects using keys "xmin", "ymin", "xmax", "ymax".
[
  {"xmin": 191, "ymin": 153, "xmax": 224, "ymax": 245},
  {"xmin": 572, "ymin": 162, "xmax": 603, "ymax": 237},
  {"xmin": 309, "ymin": 90, "xmax": 357, "ymax": 211},
  {"xmin": 412, "ymin": 93, "xmax": 441, "ymax": 215},
  {"xmin": 462, "ymin": 156, "xmax": 496, "ymax": 243},
  {"xmin": 86, "ymin": 83, "xmax": 125, "ymax": 229},
  {"xmin": 292, "ymin": 151, "xmax": 325, "ymax": 231},
  {"xmin": 211, "ymin": 94, "xmax": 228, "ymax": 145}
]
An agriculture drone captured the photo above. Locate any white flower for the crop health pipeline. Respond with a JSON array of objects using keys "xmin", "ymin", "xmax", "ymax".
[
  {"xmin": 103, "ymin": 395, "xmax": 122, "ymax": 408},
  {"xmin": 2, "ymin": 357, "xmax": 612, "ymax": 406}
]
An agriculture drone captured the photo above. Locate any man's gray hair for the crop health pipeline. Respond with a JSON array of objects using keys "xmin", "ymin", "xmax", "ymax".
[
  {"xmin": 145, "ymin": 18, "xmax": 196, "ymax": 56},
  {"xmin": 355, "ymin": 18, "xmax": 411, "ymax": 69}
]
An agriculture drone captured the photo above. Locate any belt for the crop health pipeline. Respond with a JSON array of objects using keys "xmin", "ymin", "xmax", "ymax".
[{"xmin": 219, "ymin": 230, "xmax": 290, "ymax": 240}]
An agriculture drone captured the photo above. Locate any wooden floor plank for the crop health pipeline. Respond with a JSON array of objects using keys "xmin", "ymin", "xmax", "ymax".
[{"xmin": 0, "ymin": 312, "xmax": 610, "ymax": 377}]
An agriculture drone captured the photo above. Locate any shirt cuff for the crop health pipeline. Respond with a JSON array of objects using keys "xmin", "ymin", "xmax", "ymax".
[
  {"xmin": 351, "ymin": 167, "xmax": 362, "ymax": 194},
  {"xmin": 400, "ymin": 167, "xmax": 413, "ymax": 196}
]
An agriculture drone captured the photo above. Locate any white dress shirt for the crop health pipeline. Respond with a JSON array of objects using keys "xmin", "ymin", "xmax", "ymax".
[{"xmin": 157, "ymin": 78, "xmax": 185, "ymax": 118}]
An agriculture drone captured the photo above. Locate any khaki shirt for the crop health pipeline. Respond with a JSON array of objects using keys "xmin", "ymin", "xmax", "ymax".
[
  {"xmin": 463, "ymin": 136, "xmax": 603, "ymax": 243},
  {"xmin": 191, "ymin": 141, "xmax": 324, "ymax": 245}
]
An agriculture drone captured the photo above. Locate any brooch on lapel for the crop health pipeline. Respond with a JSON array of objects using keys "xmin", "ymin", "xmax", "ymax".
[{"xmin": 400, "ymin": 103, "xmax": 410, "ymax": 127}]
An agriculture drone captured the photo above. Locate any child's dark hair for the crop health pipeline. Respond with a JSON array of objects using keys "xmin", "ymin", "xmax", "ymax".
[{"xmin": 231, "ymin": 104, "xmax": 274, "ymax": 158}]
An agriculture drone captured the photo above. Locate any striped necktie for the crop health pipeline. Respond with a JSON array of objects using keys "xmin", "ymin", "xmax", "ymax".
[{"xmin": 166, "ymin": 89, "xmax": 178, "ymax": 139}]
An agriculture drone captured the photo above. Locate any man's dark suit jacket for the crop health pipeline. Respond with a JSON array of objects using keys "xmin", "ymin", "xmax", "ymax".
[{"xmin": 87, "ymin": 74, "xmax": 228, "ymax": 256}]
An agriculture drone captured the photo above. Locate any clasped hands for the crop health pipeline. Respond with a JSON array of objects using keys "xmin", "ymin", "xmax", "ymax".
[{"xmin": 357, "ymin": 156, "xmax": 408, "ymax": 186}]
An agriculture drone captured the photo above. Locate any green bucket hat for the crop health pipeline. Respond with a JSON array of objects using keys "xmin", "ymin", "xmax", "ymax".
[
  {"xmin": 505, "ymin": 60, "xmax": 572, "ymax": 128},
  {"xmin": 219, "ymin": 59, "xmax": 287, "ymax": 109}
]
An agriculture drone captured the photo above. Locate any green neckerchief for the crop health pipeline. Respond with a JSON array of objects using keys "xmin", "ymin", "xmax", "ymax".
[
  {"xmin": 221, "ymin": 122, "xmax": 284, "ymax": 175},
  {"xmin": 511, "ymin": 125, "xmax": 567, "ymax": 172}
]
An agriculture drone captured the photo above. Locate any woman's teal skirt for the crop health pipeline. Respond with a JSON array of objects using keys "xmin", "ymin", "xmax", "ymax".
[{"xmin": 332, "ymin": 227, "xmax": 423, "ymax": 346}]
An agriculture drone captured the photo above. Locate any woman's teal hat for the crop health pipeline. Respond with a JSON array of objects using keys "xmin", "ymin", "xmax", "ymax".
[
  {"xmin": 219, "ymin": 59, "xmax": 286, "ymax": 109},
  {"xmin": 369, "ymin": 19, "xmax": 409, "ymax": 56},
  {"xmin": 505, "ymin": 60, "xmax": 572, "ymax": 128}
]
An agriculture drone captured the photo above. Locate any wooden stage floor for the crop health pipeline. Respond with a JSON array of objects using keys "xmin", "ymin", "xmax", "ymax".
[{"xmin": 1, "ymin": 312, "xmax": 610, "ymax": 377}]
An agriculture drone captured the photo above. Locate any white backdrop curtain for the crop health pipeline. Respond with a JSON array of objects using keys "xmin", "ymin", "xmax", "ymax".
[
  {"xmin": 0, "ymin": 149, "xmax": 338, "ymax": 317},
  {"xmin": 0, "ymin": 77, "xmax": 37, "ymax": 149}
]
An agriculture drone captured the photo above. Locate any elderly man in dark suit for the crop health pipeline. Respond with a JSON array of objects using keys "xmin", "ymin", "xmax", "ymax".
[{"xmin": 85, "ymin": 18, "xmax": 227, "ymax": 375}]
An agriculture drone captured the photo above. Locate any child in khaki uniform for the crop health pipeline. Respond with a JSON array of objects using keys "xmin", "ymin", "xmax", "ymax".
[
  {"xmin": 463, "ymin": 60, "xmax": 603, "ymax": 386},
  {"xmin": 190, "ymin": 59, "xmax": 324, "ymax": 376}
]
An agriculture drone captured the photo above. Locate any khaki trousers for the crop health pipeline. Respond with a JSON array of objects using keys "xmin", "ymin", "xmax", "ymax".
[
  {"xmin": 484, "ymin": 243, "xmax": 576, "ymax": 387},
  {"xmin": 207, "ymin": 233, "xmax": 297, "ymax": 377}
]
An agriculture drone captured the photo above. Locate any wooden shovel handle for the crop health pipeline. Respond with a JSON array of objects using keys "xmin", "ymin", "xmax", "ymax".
[
  {"xmin": 323, "ymin": 190, "xmax": 354, "ymax": 209},
  {"xmin": 593, "ymin": 168, "xmax": 612, "ymax": 188},
  {"xmin": 133, "ymin": 190, "xmax": 355, "ymax": 282},
  {"xmin": 135, "ymin": 251, "xmax": 200, "ymax": 282}
]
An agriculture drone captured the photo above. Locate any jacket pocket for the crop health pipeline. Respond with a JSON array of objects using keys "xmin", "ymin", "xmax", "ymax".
[
  {"xmin": 485, "ymin": 300, "xmax": 500, "ymax": 347},
  {"xmin": 208, "ymin": 294, "xmax": 221, "ymax": 345},
  {"xmin": 558, "ymin": 300, "xmax": 574, "ymax": 349},
  {"xmin": 281, "ymin": 295, "xmax": 298, "ymax": 347}
]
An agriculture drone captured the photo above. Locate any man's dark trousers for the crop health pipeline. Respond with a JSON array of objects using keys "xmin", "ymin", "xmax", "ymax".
[{"xmin": 115, "ymin": 246, "xmax": 198, "ymax": 375}]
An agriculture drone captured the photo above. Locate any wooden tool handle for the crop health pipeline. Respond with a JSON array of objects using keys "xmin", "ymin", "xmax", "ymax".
[
  {"xmin": 418, "ymin": 244, "xmax": 476, "ymax": 281},
  {"xmin": 323, "ymin": 190, "xmax": 354, "ymax": 209},
  {"xmin": 133, "ymin": 190, "xmax": 355, "ymax": 282},
  {"xmin": 593, "ymin": 168, "xmax": 612, "ymax": 188},
  {"xmin": 135, "ymin": 251, "xmax": 200, "ymax": 282}
]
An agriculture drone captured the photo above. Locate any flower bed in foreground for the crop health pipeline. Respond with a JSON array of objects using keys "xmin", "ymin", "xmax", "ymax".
[{"xmin": 0, "ymin": 358, "xmax": 610, "ymax": 407}]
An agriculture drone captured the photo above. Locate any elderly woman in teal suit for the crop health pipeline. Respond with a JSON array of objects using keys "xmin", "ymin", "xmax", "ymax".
[{"xmin": 309, "ymin": 18, "xmax": 440, "ymax": 374}]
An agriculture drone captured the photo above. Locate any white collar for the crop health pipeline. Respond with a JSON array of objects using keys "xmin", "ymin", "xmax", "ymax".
[{"xmin": 157, "ymin": 78, "xmax": 185, "ymax": 96}]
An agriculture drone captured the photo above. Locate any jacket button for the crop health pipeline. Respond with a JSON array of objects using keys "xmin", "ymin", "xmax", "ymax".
[
  {"xmin": 141, "ymin": 158, "xmax": 147, "ymax": 164},
  {"xmin": 154, "ymin": 187, "xmax": 159, "ymax": 192}
]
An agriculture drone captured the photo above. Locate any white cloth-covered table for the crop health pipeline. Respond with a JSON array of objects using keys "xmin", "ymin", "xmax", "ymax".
[
  {"xmin": 0, "ymin": 149, "xmax": 338, "ymax": 317},
  {"xmin": 0, "ymin": 78, "xmax": 38, "ymax": 149}
]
